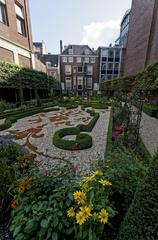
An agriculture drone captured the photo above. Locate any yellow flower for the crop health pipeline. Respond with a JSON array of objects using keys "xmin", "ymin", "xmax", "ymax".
[
  {"xmin": 80, "ymin": 206, "xmax": 92, "ymax": 219},
  {"xmin": 67, "ymin": 207, "xmax": 76, "ymax": 217},
  {"xmin": 73, "ymin": 191, "xmax": 86, "ymax": 204},
  {"xmin": 17, "ymin": 177, "xmax": 30, "ymax": 193},
  {"xmin": 76, "ymin": 211, "xmax": 86, "ymax": 225},
  {"xmin": 98, "ymin": 209, "xmax": 109, "ymax": 224},
  {"xmin": 98, "ymin": 179, "xmax": 112, "ymax": 187},
  {"xmin": 93, "ymin": 170, "xmax": 103, "ymax": 177},
  {"xmin": 82, "ymin": 175, "xmax": 94, "ymax": 182}
]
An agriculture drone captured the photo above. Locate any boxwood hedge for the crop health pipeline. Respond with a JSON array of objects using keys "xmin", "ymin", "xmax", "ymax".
[{"xmin": 53, "ymin": 110, "xmax": 99, "ymax": 150}]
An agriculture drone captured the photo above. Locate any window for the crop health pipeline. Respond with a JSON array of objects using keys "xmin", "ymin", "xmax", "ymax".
[
  {"xmin": 0, "ymin": 0, "xmax": 8, "ymax": 25},
  {"xmin": 68, "ymin": 57, "xmax": 73, "ymax": 63},
  {"xmin": 76, "ymin": 57, "xmax": 82, "ymax": 63},
  {"xmin": 102, "ymin": 49, "xmax": 108, "ymax": 57},
  {"xmin": 46, "ymin": 61, "xmax": 51, "ymax": 67},
  {"xmin": 65, "ymin": 65, "xmax": 71, "ymax": 75},
  {"xmin": 108, "ymin": 63, "xmax": 113, "ymax": 70},
  {"xmin": 73, "ymin": 66, "xmax": 77, "ymax": 73},
  {"xmin": 87, "ymin": 65, "xmax": 93, "ymax": 75},
  {"xmin": 15, "ymin": 3, "xmax": 26, "ymax": 35},
  {"xmin": 78, "ymin": 66, "xmax": 83, "ymax": 73},
  {"xmin": 65, "ymin": 77, "xmax": 72, "ymax": 90},
  {"xmin": 84, "ymin": 57, "xmax": 89, "ymax": 63},
  {"xmin": 77, "ymin": 76, "xmax": 83, "ymax": 90},
  {"xmin": 68, "ymin": 49, "xmax": 73, "ymax": 55},
  {"xmin": 91, "ymin": 57, "xmax": 95, "ymax": 63},
  {"xmin": 108, "ymin": 58, "xmax": 114, "ymax": 62},
  {"xmin": 87, "ymin": 78, "xmax": 92, "ymax": 89},
  {"xmin": 84, "ymin": 49, "xmax": 90, "ymax": 55},
  {"xmin": 108, "ymin": 50, "xmax": 114, "ymax": 58},
  {"xmin": 73, "ymin": 76, "xmax": 76, "ymax": 89},
  {"xmin": 114, "ymin": 63, "xmax": 119, "ymax": 70},
  {"xmin": 62, "ymin": 57, "xmax": 67, "ymax": 63}
]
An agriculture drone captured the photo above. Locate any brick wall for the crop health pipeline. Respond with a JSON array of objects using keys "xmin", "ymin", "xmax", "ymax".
[
  {"xmin": 0, "ymin": 0, "xmax": 33, "ymax": 51},
  {"xmin": 18, "ymin": 54, "xmax": 31, "ymax": 68},
  {"xmin": 0, "ymin": 47, "xmax": 14, "ymax": 62},
  {"xmin": 124, "ymin": 0, "xmax": 157, "ymax": 76}
]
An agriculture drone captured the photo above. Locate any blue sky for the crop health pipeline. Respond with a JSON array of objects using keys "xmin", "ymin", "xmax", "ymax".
[{"xmin": 29, "ymin": 0, "xmax": 132, "ymax": 53}]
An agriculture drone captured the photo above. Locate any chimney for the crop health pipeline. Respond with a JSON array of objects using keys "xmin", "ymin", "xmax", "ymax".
[{"xmin": 60, "ymin": 40, "xmax": 63, "ymax": 53}]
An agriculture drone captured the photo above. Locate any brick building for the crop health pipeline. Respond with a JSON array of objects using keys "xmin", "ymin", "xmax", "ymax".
[
  {"xmin": 124, "ymin": 0, "xmax": 158, "ymax": 76},
  {"xmin": 60, "ymin": 42, "xmax": 99, "ymax": 96},
  {"xmin": 0, "ymin": 0, "xmax": 36, "ymax": 68},
  {"xmin": 40, "ymin": 53, "xmax": 59, "ymax": 80}
]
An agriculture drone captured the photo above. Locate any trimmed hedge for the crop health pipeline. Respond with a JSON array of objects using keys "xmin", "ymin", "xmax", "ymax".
[
  {"xmin": 53, "ymin": 110, "xmax": 99, "ymax": 150},
  {"xmin": 117, "ymin": 152, "xmax": 158, "ymax": 240},
  {"xmin": 0, "ymin": 107, "xmax": 59, "ymax": 131},
  {"xmin": 142, "ymin": 103, "xmax": 158, "ymax": 117}
]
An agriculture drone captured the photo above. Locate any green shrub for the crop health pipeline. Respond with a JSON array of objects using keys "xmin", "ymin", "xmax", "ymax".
[
  {"xmin": 142, "ymin": 103, "xmax": 158, "ymax": 117},
  {"xmin": 10, "ymin": 163, "xmax": 77, "ymax": 240},
  {"xmin": 53, "ymin": 127, "xmax": 92, "ymax": 150},
  {"xmin": 117, "ymin": 152, "xmax": 158, "ymax": 240},
  {"xmin": 53, "ymin": 110, "xmax": 99, "ymax": 150}
]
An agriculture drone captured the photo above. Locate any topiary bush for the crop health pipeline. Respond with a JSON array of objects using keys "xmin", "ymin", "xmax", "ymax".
[
  {"xmin": 53, "ymin": 110, "xmax": 99, "ymax": 150},
  {"xmin": 117, "ymin": 151, "xmax": 158, "ymax": 240}
]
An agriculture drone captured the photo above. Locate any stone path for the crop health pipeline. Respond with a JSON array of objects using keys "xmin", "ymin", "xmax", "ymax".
[
  {"xmin": 0, "ymin": 107, "xmax": 111, "ymax": 174},
  {"xmin": 140, "ymin": 112, "xmax": 158, "ymax": 155}
]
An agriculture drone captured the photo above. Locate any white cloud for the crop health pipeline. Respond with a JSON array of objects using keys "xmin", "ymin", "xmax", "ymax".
[{"xmin": 81, "ymin": 20, "xmax": 120, "ymax": 49}]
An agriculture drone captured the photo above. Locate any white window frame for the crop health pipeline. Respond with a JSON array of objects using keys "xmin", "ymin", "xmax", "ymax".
[
  {"xmin": 91, "ymin": 57, "xmax": 95, "ymax": 63},
  {"xmin": 76, "ymin": 57, "xmax": 82, "ymax": 63},
  {"xmin": 62, "ymin": 56, "xmax": 67, "ymax": 63},
  {"xmin": 84, "ymin": 57, "xmax": 89, "ymax": 63},
  {"xmin": 68, "ymin": 57, "xmax": 73, "ymax": 63},
  {"xmin": 65, "ymin": 77, "xmax": 72, "ymax": 90},
  {"xmin": 86, "ymin": 78, "xmax": 93, "ymax": 89},
  {"xmin": 87, "ymin": 65, "xmax": 93, "ymax": 75},
  {"xmin": 77, "ymin": 66, "xmax": 83, "ymax": 73},
  {"xmin": 65, "ymin": 65, "xmax": 71, "ymax": 75}
]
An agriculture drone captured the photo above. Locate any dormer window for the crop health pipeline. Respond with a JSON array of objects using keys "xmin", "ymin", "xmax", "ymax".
[
  {"xmin": 46, "ymin": 61, "xmax": 51, "ymax": 67},
  {"xmin": 84, "ymin": 49, "xmax": 90, "ymax": 55},
  {"xmin": 68, "ymin": 49, "xmax": 73, "ymax": 55}
]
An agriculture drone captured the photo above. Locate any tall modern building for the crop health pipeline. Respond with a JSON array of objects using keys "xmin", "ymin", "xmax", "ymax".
[
  {"xmin": 60, "ymin": 43, "xmax": 99, "ymax": 96},
  {"xmin": 124, "ymin": 0, "xmax": 158, "ymax": 76},
  {"xmin": 98, "ymin": 46, "xmax": 125, "ymax": 82}
]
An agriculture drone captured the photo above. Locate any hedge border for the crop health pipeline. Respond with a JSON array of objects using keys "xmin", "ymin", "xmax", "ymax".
[
  {"xmin": 0, "ymin": 107, "xmax": 59, "ymax": 131},
  {"xmin": 105, "ymin": 108, "xmax": 113, "ymax": 158},
  {"xmin": 53, "ymin": 110, "xmax": 99, "ymax": 150}
]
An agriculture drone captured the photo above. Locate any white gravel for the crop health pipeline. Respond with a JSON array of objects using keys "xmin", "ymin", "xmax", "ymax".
[{"xmin": 0, "ymin": 107, "xmax": 111, "ymax": 174}]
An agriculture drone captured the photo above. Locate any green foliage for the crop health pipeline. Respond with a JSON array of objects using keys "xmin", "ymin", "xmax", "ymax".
[
  {"xmin": 142, "ymin": 103, "xmax": 158, "ymax": 117},
  {"xmin": 101, "ymin": 61, "xmax": 158, "ymax": 92},
  {"xmin": 53, "ymin": 110, "xmax": 99, "ymax": 150},
  {"xmin": 9, "ymin": 163, "xmax": 77, "ymax": 240},
  {"xmin": 68, "ymin": 171, "xmax": 115, "ymax": 240},
  {"xmin": 0, "ymin": 61, "xmax": 60, "ymax": 90},
  {"xmin": 117, "ymin": 152, "xmax": 158, "ymax": 240},
  {"xmin": 105, "ymin": 109, "xmax": 113, "ymax": 156}
]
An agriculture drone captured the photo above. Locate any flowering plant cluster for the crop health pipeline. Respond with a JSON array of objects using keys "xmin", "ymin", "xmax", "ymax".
[
  {"xmin": 16, "ymin": 152, "xmax": 36, "ymax": 173},
  {"xmin": 67, "ymin": 170, "xmax": 115, "ymax": 240}
]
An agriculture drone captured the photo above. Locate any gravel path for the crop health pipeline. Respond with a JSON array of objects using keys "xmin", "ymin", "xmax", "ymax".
[
  {"xmin": 1, "ymin": 107, "xmax": 111, "ymax": 174},
  {"xmin": 140, "ymin": 112, "xmax": 158, "ymax": 155}
]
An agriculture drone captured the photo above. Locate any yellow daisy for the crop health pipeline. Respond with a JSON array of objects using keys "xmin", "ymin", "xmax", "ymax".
[
  {"xmin": 80, "ymin": 206, "xmax": 92, "ymax": 219},
  {"xmin": 67, "ymin": 207, "xmax": 76, "ymax": 217},
  {"xmin": 73, "ymin": 191, "xmax": 86, "ymax": 204},
  {"xmin": 98, "ymin": 209, "xmax": 108, "ymax": 224},
  {"xmin": 98, "ymin": 179, "xmax": 112, "ymax": 187},
  {"xmin": 76, "ymin": 211, "xmax": 86, "ymax": 225}
]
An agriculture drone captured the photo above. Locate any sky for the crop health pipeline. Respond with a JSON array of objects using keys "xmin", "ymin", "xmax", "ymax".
[{"xmin": 29, "ymin": 0, "xmax": 132, "ymax": 54}]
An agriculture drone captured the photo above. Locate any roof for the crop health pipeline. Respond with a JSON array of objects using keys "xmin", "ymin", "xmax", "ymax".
[
  {"xmin": 33, "ymin": 42, "xmax": 43, "ymax": 48},
  {"xmin": 40, "ymin": 54, "xmax": 59, "ymax": 67},
  {"xmin": 61, "ymin": 44, "xmax": 96, "ymax": 56}
]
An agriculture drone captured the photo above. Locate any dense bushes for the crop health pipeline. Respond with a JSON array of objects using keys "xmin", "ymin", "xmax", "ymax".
[
  {"xmin": 53, "ymin": 110, "xmax": 99, "ymax": 150},
  {"xmin": 117, "ymin": 152, "xmax": 158, "ymax": 240},
  {"xmin": 142, "ymin": 103, "xmax": 158, "ymax": 117}
]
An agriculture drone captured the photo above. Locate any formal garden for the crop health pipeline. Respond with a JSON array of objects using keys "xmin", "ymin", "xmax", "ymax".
[{"xmin": 0, "ymin": 60, "xmax": 158, "ymax": 240}]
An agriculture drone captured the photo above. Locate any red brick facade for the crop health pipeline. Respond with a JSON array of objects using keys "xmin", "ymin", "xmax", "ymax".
[
  {"xmin": 0, "ymin": 47, "xmax": 14, "ymax": 62},
  {"xmin": 124, "ymin": 0, "xmax": 158, "ymax": 76},
  {"xmin": 18, "ymin": 54, "xmax": 31, "ymax": 68},
  {"xmin": 0, "ymin": 0, "xmax": 33, "ymax": 51}
]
